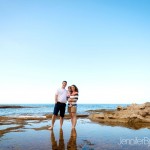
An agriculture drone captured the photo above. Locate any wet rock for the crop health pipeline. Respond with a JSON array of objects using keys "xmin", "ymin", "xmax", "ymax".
[{"xmin": 88, "ymin": 102, "xmax": 150, "ymax": 129}]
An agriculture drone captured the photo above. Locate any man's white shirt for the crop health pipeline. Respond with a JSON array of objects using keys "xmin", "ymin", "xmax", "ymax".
[{"xmin": 56, "ymin": 88, "xmax": 67, "ymax": 103}]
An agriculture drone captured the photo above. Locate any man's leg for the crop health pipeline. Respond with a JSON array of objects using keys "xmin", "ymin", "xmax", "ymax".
[
  {"xmin": 60, "ymin": 103, "xmax": 66, "ymax": 128},
  {"xmin": 48, "ymin": 115, "xmax": 56, "ymax": 130},
  {"xmin": 49, "ymin": 103, "xmax": 59, "ymax": 130},
  {"xmin": 60, "ymin": 117, "xmax": 64, "ymax": 129}
]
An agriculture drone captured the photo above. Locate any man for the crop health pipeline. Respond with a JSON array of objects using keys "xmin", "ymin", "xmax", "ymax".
[{"xmin": 48, "ymin": 81, "xmax": 68, "ymax": 130}]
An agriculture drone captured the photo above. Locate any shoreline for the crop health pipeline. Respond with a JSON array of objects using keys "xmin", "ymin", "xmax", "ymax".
[
  {"xmin": 88, "ymin": 102, "xmax": 150, "ymax": 130},
  {"xmin": 1, "ymin": 102, "xmax": 150, "ymax": 130},
  {"xmin": 1, "ymin": 103, "xmax": 150, "ymax": 150},
  {"xmin": 1, "ymin": 102, "xmax": 150, "ymax": 136}
]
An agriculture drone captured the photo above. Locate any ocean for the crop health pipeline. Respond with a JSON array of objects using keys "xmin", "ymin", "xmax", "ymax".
[
  {"xmin": 0, "ymin": 104, "xmax": 128, "ymax": 116},
  {"xmin": 1, "ymin": 104, "xmax": 150, "ymax": 150}
]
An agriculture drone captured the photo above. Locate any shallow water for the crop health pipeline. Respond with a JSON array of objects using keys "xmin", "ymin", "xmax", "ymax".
[
  {"xmin": 0, "ymin": 104, "xmax": 128, "ymax": 116},
  {"xmin": 0, "ymin": 119, "xmax": 150, "ymax": 150}
]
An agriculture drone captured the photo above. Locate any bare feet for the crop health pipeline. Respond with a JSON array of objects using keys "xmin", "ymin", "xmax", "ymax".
[{"xmin": 48, "ymin": 126, "xmax": 53, "ymax": 130}]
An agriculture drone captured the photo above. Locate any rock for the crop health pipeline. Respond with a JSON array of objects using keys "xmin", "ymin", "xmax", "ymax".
[
  {"xmin": 98, "ymin": 114, "xmax": 105, "ymax": 119},
  {"xmin": 117, "ymin": 106, "xmax": 123, "ymax": 111},
  {"xmin": 145, "ymin": 102, "xmax": 150, "ymax": 107},
  {"xmin": 46, "ymin": 114, "xmax": 88, "ymax": 119},
  {"xmin": 88, "ymin": 114, "xmax": 104, "ymax": 121},
  {"xmin": 139, "ymin": 111, "xmax": 148, "ymax": 117},
  {"xmin": 88, "ymin": 102, "xmax": 150, "ymax": 129},
  {"xmin": 0, "ymin": 105, "xmax": 35, "ymax": 109},
  {"xmin": 108, "ymin": 114, "xmax": 116, "ymax": 119},
  {"xmin": 138, "ymin": 104, "xmax": 145, "ymax": 109}
]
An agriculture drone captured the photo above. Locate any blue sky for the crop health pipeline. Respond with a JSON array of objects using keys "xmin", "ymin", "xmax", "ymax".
[{"xmin": 0, "ymin": 0, "xmax": 150, "ymax": 104}]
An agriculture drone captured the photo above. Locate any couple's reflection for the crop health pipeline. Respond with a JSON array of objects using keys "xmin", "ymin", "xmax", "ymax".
[{"xmin": 50, "ymin": 128, "xmax": 77, "ymax": 150}]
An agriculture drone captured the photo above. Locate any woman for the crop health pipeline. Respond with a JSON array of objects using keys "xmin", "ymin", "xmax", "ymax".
[{"xmin": 68, "ymin": 85, "xmax": 79, "ymax": 128}]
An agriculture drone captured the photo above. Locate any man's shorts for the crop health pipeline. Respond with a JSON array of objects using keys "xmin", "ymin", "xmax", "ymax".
[{"xmin": 53, "ymin": 102, "xmax": 66, "ymax": 117}]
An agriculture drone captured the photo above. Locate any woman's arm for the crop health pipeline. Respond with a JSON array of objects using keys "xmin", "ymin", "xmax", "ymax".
[{"xmin": 68, "ymin": 98, "xmax": 77, "ymax": 102}]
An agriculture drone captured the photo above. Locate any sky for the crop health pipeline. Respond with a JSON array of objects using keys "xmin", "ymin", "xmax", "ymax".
[{"xmin": 0, "ymin": 0, "xmax": 150, "ymax": 104}]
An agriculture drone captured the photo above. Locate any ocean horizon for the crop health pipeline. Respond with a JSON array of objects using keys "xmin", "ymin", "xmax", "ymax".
[{"xmin": 0, "ymin": 104, "xmax": 129, "ymax": 117}]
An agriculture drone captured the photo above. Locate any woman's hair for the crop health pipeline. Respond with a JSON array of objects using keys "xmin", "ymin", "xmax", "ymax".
[{"xmin": 71, "ymin": 85, "xmax": 79, "ymax": 93}]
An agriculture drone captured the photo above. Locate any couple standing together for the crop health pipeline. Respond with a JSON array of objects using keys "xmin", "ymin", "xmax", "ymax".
[{"xmin": 48, "ymin": 81, "xmax": 79, "ymax": 130}]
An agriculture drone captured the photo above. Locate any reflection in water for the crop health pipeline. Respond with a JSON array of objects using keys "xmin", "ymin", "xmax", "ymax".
[
  {"xmin": 50, "ymin": 128, "xmax": 77, "ymax": 150},
  {"xmin": 51, "ymin": 129, "xmax": 65, "ymax": 150},
  {"xmin": 67, "ymin": 128, "xmax": 77, "ymax": 150}
]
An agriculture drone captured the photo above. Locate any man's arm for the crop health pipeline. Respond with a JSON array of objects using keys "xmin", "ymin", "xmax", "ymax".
[{"xmin": 55, "ymin": 94, "xmax": 58, "ymax": 103}]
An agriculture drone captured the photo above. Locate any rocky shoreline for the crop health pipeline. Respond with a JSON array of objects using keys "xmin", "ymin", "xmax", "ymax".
[
  {"xmin": 0, "ymin": 105, "xmax": 36, "ymax": 108},
  {"xmin": 0, "ymin": 114, "xmax": 88, "ymax": 137},
  {"xmin": 1, "ymin": 103, "xmax": 150, "ymax": 130},
  {"xmin": 88, "ymin": 102, "xmax": 150, "ymax": 129}
]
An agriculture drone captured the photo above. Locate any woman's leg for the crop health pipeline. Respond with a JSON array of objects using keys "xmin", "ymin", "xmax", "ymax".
[
  {"xmin": 68, "ymin": 106, "xmax": 73, "ymax": 126},
  {"xmin": 69, "ymin": 112, "xmax": 73, "ymax": 125},
  {"xmin": 71, "ymin": 112, "xmax": 77, "ymax": 128}
]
